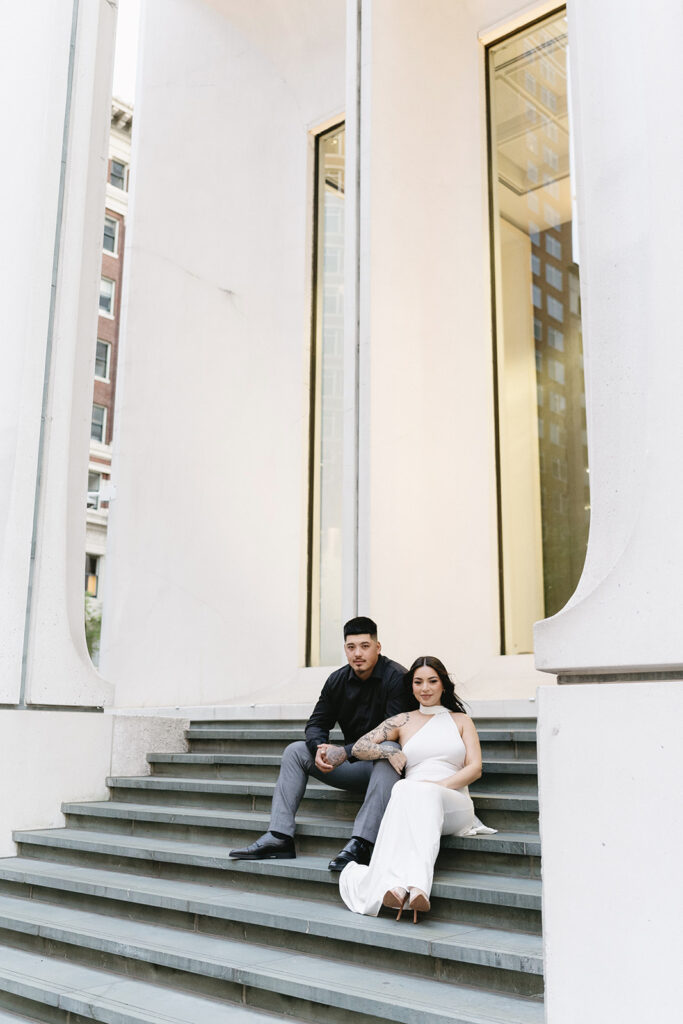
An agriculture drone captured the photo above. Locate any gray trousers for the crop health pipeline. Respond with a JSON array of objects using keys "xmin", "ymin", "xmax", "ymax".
[{"xmin": 269, "ymin": 740, "xmax": 401, "ymax": 844}]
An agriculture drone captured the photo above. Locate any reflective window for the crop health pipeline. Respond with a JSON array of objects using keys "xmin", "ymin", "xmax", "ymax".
[
  {"xmin": 308, "ymin": 124, "xmax": 345, "ymax": 665},
  {"xmin": 488, "ymin": 10, "xmax": 589, "ymax": 653}
]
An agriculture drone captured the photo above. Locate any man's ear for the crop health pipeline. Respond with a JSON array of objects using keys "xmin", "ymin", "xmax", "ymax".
[{"xmin": 376, "ymin": 640, "xmax": 382, "ymax": 654}]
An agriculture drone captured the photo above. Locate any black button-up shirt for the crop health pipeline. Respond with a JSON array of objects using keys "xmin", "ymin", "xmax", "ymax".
[{"xmin": 305, "ymin": 654, "xmax": 407, "ymax": 760}]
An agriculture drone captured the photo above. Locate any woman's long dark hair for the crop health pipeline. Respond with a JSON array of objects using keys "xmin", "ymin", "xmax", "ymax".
[{"xmin": 403, "ymin": 656, "xmax": 468, "ymax": 714}]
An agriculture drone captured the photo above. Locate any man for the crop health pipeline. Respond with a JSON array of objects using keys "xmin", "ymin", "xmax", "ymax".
[{"xmin": 229, "ymin": 616, "xmax": 406, "ymax": 870}]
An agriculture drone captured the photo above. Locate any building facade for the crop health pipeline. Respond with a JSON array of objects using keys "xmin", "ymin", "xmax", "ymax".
[
  {"xmin": 0, "ymin": 1, "xmax": 681, "ymax": 1022},
  {"xmin": 85, "ymin": 99, "xmax": 132, "ymax": 627}
]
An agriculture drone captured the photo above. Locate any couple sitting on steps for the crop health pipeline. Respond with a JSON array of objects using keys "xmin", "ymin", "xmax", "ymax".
[{"xmin": 229, "ymin": 616, "xmax": 495, "ymax": 922}]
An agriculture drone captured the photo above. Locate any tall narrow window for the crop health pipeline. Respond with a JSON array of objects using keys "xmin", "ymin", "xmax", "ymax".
[
  {"xmin": 488, "ymin": 11, "xmax": 589, "ymax": 653},
  {"xmin": 308, "ymin": 124, "xmax": 345, "ymax": 666}
]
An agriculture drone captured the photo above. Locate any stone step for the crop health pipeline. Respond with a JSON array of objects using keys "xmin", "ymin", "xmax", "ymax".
[
  {"xmin": 146, "ymin": 755, "xmax": 539, "ymax": 797},
  {"xmin": 0, "ymin": 882, "xmax": 543, "ymax": 996},
  {"xmin": 104, "ymin": 777, "xmax": 538, "ymax": 835},
  {"xmin": 63, "ymin": 798, "xmax": 540, "ymax": 872},
  {"xmin": 0, "ymin": 899, "xmax": 544, "ymax": 1023},
  {"xmin": 185, "ymin": 726, "xmax": 537, "ymax": 761},
  {"xmin": 149, "ymin": 752, "xmax": 539, "ymax": 773},
  {"xmin": 191, "ymin": 718, "xmax": 537, "ymax": 731},
  {"xmin": 106, "ymin": 774, "xmax": 539, "ymax": 814},
  {"xmin": 6, "ymin": 829, "xmax": 541, "ymax": 934},
  {"xmin": 0, "ymin": 943, "xmax": 310, "ymax": 1024},
  {"xmin": 0, "ymin": 1010, "xmax": 44, "ymax": 1023},
  {"xmin": 13, "ymin": 826, "xmax": 542, "ymax": 905},
  {"xmin": 0, "ymin": 853, "xmax": 541, "ymax": 920}
]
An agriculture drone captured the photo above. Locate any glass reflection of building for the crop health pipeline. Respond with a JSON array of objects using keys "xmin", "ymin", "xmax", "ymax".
[
  {"xmin": 488, "ymin": 11, "xmax": 589, "ymax": 653},
  {"xmin": 308, "ymin": 125, "xmax": 345, "ymax": 666}
]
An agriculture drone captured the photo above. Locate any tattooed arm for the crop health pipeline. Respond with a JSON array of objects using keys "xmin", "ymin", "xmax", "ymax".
[{"xmin": 351, "ymin": 714, "xmax": 411, "ymax": 774}]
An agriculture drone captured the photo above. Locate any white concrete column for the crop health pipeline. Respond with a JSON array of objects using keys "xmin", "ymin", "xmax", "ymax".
[
  {"xmin": 0, "ymin": 0, "xmax": 115, "ymax": 706},
  {"xmin": 534, "ymin": 0, "xmax": 683, "ymax": 676},
  {"xmin": 535, "ymin": 4, "xmax": 683, "ymax": 1020},
  {"xmin": 353, "ymin": 0, "xmax": 508, "ymax": 684}
]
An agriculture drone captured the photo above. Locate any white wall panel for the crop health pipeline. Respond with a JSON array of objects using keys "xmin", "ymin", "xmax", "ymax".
[{"xmin": 102, "ymin": 0, "xmax": 346, "ymax": 705}]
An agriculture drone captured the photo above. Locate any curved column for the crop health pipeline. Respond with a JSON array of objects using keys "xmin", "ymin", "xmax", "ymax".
[
  {"xmin": 534, "ymin": 0, "xmax": 683, "ymax": 676},
  {"xmin": 0, "ymin": 0, "xmax": 116, "ymax": 706}
]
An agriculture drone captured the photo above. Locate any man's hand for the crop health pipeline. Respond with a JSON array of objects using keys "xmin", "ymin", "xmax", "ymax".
[
  {"xmin": 314, "ymin": 744, "xmax": 334, "ymax": 772},
  {"xmin": 315, "ymin": 744, "xmax": 347, "ymax": 772}
]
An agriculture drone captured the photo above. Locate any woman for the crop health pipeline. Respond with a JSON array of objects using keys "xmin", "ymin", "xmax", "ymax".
[{"xmin": 339, "ymin": 656, "xmax": 495, "ymax": 922}]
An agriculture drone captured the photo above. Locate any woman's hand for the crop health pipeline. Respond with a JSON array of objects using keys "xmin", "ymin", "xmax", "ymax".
[{"xmin": 386, "ymin": 749, "xmax": 407, "ymax": 775}]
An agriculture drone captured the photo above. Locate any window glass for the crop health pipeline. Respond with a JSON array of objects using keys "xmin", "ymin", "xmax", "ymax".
[
  {"xmin": 488, "ymin": 9, "xmax": 589, "ymax": 653},
  {"xmin": 110, "ymin": 159, "xmax": 127, "ymax": 190},
  {"xmin": 91, "ymin": 404, "xmax": 106, "ymax": 443},
  {"xmin": 87, "ymin": 472, "xmax": 101, "ymax": 510},
  {"xmin": 99, "ymin": 278, "xmax": 115, "ymax": 316},
  {"xmin": 95, "ymin": 340, "xmax": 110, "ymax": 379},
  {"xmin": 308, "ymin": 124, "xmax": 345, "ymax": 666},
  {"xmin": 103, "ymin": 216, "xmax": 117, "ymax": 253}
]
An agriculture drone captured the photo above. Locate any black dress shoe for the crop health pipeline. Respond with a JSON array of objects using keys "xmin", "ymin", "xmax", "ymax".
[
  {"xmin": 229, "ymin": 832, "xmax": 295, "ymax": 860},
  {"xmin": 328, "ymin": 836, "xmax": 373, "ymax": 872}
]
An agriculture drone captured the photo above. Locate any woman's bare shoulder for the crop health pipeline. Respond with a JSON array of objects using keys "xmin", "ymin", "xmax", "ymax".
[{"xmin": 449, "ymin": 711, "xmax": 474, "ymax": 733}]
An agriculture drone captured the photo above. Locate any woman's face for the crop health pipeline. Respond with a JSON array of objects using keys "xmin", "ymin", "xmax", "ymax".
[{"xmin": 412, "ymin": 665, "xmax": 444, "ymax": 706}]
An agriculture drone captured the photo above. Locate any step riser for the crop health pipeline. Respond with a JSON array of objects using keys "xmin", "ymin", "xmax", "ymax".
[
  {"xmin": 195, "ymin": 719, "xmax": 538, "ymax": 730},
  {"xmin": 0, "ymin": 929, "xmax": 531, "ymax": 1024},
  {"xmin": 17, "ymin": 835, "xmax": 541, "ymax": 892},
  {"xmin": 0, "ymin": 890, "xmax": 542, "ymax": 997},
  {"xmin": 0, "ymin": 875, "xmax": 542, "ymax": 936},
  {"xmin": 60, "ymin": 814, "xmax": 539, "ymax": 871},
  {"xmin": 0, "ymin": 990, "xmax": 68, "ymax": 1024},
  {"xmin": 0, "ymin": 912, "xmax": 544, "ymax": 1003},
  {"xmin": 188, "ymin": 738, "xmax": 537, "ymax": 760},
  {"xmin": 106, "ymin": 786, "xmax": 537, "ymax": 831},
  {"xmin": 66, "ymin": 811, "xmax": 538, "ymax": 854},
  {"xmin": 149, "ymin": 761, "xmax": 540, "ymax": 795}
]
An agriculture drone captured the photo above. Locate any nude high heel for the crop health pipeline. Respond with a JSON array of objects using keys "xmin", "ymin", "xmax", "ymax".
[
  {"xmin": 382, "ymin": 887, "xmax": 408, "ymax": 919},
  {"xmin": 408, "ymin": 887, "xmax": 430, "ymax": 923}
]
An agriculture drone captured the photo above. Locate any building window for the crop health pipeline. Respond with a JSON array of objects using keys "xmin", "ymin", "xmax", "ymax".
[
  {"xmin": 87, "ymin": 472, "xmax": 101, "ymax": 510},
  {"xmin": 545, "ymin": 234, "xmax": 562, "ymax": 259},
  {"xmin": 110, "ymin": 159, "xmax": 127, "ymax": 190},
  {"xmin": 547, "ymin": 295, "xmax": 564, "ymax": 321},
  {"xmin": 307, "ymin": 123, "xmax": 345, "ymax": 666},
  {"xmin": 91, "ymin": 404, "xmax": 107, "ymax": 443},
  {"xmin": 103, "ymin": 216, "xmax": 118, "ymax": 254},
  {"xmin": 95, "ymin": 340, "xmax": 110, "ymax": 380},
  {"xmin": 99, "ymin": 277, "xmax": 115, "ymax": 317},
  {"xmin": 487, "ymin": 9, "xmax": 589, "ymax": 654},
  {"xmin": 548, "ymin": 327, "xmax": 564, "ymax": 351},
  {"xmin": 85, "ymin": 554, "xmax": 99, "ymax": 597}
]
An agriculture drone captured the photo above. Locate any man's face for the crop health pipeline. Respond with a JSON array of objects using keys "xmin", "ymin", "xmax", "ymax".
[{"xmin": 344, "ymin": 633, "xmax": 381, "ymax": 680}]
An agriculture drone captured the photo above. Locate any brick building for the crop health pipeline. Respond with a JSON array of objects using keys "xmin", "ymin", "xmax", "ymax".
[{"xmin": 85, "ymin": 98, "xmax": 132, "ymax": 608}]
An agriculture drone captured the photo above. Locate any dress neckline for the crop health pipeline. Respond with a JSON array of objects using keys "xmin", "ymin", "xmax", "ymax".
[
  {"xmin": 402, "ymin": 708, "xmax": 455, "ymax": 751},
  {"xmin": 418, "ymin": 703, "xmax": 450, "ymax": 716}
]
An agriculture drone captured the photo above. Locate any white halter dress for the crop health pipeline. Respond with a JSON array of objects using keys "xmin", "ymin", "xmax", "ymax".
[{"xmin": 339, "ymin": 708, "xmax": 495, "ymax": 917}]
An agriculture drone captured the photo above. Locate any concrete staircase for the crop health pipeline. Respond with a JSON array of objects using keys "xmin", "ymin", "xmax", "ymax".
[{"xmin": 0, "ymin": 716, "xmax": 543, "ymax": 1023}]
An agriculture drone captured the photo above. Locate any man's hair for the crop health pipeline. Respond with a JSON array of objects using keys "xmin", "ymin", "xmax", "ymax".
[{"xmin": 343, "ymin": 616, "xmax": 378, "ymax": 640}]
